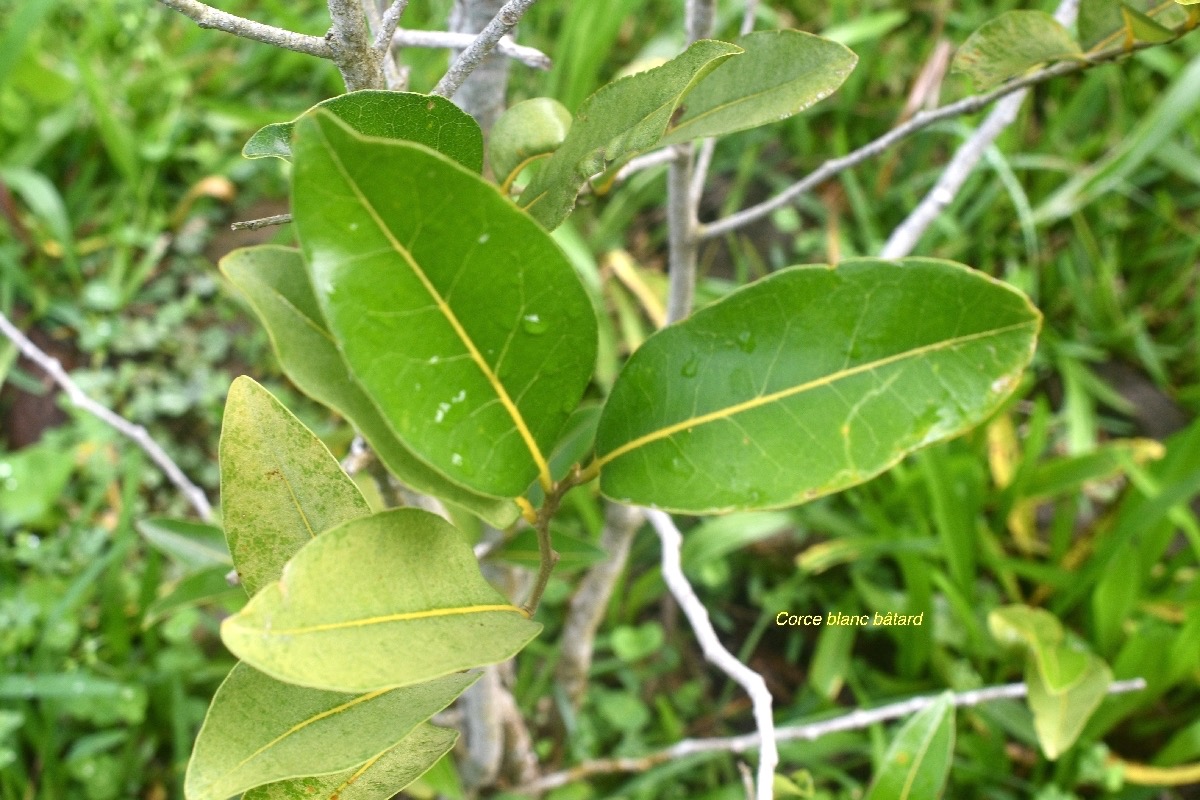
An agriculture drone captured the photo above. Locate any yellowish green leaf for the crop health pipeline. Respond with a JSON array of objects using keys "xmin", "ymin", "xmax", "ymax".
[
  {"xmin": 953, "ymin": 10, "xmax": 1082, "ymax": 90},
  {"xmin": 864, "ymin": 692, "xmax": 956, "ymax": 800},
  {"xmin": 221, "ymin": 509, "xmax": 541, "ymax": 692}
]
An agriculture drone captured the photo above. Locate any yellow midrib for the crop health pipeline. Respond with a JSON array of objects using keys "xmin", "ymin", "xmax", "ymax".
[
  {"xmin": 595, "ymin": 320, "xmax": 1036, "ymax": 468},
  {"xmin": 243, "ymin": 603, "xmax": 526, "ymax": 636},
  {"xmin": 212, "ymin": 685, "xmax": 393, "ymax": 792},
  {"xmin": 316, "ymin": 121, "xmax": 552, "ymax": 492}
]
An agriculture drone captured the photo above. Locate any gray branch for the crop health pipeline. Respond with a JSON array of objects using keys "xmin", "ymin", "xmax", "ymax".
[
  {"xmin": 555, "ymin": 503, "xmax": 644, "ymax": 707},
  {"xmin": 880, "ymin": 0, "xmax": 1079, "ymax": 258},
  {"xmin": 374, "ymin": 0, "xmax": 410, "ymax": 52},
  {"xmin": 0, "ymin": 311, "xmax": 214, "ymax": 522},
  {"xmin": 432, "ymin": 0, "xmax": 539, "ymax": 100},
  {"xmin": 702, "ymin": 32, "xmax": 1181, "ymax": 240},
  {"xmin": 522, "ymin": 677, "xmax": 1148, "ymax": 792},
  {"xmin": 393, "ymin": 28, "xmax": 551, "ymax": 69},
  {"xmin": 327, "ymin": 0, "xmax": 386, "ymax": 90},
  {"xmin": 156, "ymin": 0, "xmax": 332, "ymax": 57}
]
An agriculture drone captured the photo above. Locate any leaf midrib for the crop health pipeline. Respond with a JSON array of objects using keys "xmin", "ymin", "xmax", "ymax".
[
  {"xmin": 202, "ymin": 686, "xmax": 393, "ymax": 796},
  {"xmin": 234, "ymin": 603, "xmax": 526, "ymax": 636},
  {"xmin": 596, "ymin": 319, "xmax": 1037, "ymax": 468},
  {"xmin": 312, "ymin": 119, "xmax": 552, "ymax": 491}
]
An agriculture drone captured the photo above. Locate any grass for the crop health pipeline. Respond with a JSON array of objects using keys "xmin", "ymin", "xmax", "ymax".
[{"xmin": 1, "ymin": 0, "xmax": 1199, "ymax": 797}]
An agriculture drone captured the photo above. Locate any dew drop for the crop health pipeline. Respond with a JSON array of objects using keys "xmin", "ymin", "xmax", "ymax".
[
  {"xmin": 348, "ymin": 222, "xmax": 359, "ymax": 232},
  {"xmin": 478, "ymin": 233, "xmax": 490, "ymax": 244},
  {"xmin": 451, "ymin": 389, "xmax": 467, "ymax": 403},
  {"xmin": 736, "ymin": 330, "xmax": 756, "ymax": 353},
  {"xmin": 428, "ymin": 355, "xmax": 441, "ymax": 365},
  {"xmin": 680, "ymin": 353, "xmax": 699, "ymax": 378},
  {"xmin": 0, "ymin": 462, "xmax": 10, "ymax": 479},
  {"xmin": 451, "ymin": 453, "xmax": 464, "ymax": 467},
  {"xmin": 522, "ymin": 313, "xmax": 549, "ymax": 335},
  {"xmin": 434, "ymin": 402, "xmax": 451, "ymax": 423}
]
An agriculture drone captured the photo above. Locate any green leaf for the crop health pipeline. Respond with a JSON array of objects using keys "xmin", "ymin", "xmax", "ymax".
[
  {"xmin": 659, "ymin": 30, "xmax": 856, "ymax": 146},
  {"xmin": 594, "ymin": 258, "xmax": 1040, "ymax": 513},
  {"xmin": 988, "ymin": 606, "xmax": 1089, "ymax": 693},
  {"xmin": 952, "ymin": 11, "xmax": 1082, "ymax": 90},
  {"xmin": 1026, "ymin": 652, "xmax": 1112, "ymax": 759},
  {"xmin": 864, "ymin": 692, "xmax": 956, "ymax": 800},
  {"xmin": 489, "ymin": 97, "xmax": 572, "ymax": 189},
  {"xmin": 518, "ymin": 39, "xmax": 742, "ymax": 229},
  {"xmin": 493, "ymin": 527, "xmax": 607, "ymax": 572},
  {"xmin": 241, "ymin": 724, "xmax": 456, "ymax": 800},
  {"xmin": 220, "ymin": 246, "xmax": 519, "ymax": 528},
  {"xmin": 221, "ymin": 508, "xmax": 542, "ymax": 692},
  {"xmin": 220, "ymin": 377, "xmax": 370, "ymax": 595},
  {"xmin": 136, "ymin": 517, "xmax": 232, "ymax": 569},
  {"xmin": 242, "ymin": 91, "xmax": 483, "ymax": 172},
  {"xmin": 292, "ymin": 111, "xmax": 597, "ymax": 498},
  {"xmin": 143, "ymin": 566, "xmax": 243, "ymax": 627},
  {"xmin": 1078, "ymin": 0, "xmax": 1182, "ymax": 49},
  {"xmin": 184, "ymin": 663, "xmax": 474, "ymax": 800},
  {"xmin": 1120, "ymin": 2, "xmax": 1176, "ymax": 42}
]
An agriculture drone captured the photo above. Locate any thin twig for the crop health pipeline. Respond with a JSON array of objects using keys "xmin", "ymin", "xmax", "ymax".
[
  {"xmin": 690, "ymin": 137, "xmax": 717, "ymax": 210},
  {"xmin": 645, "ymin": 509, "xmax": 776, "ymax": 800},
  {"xmin": 374, "ymin": 0, "xmax": 411, "ymax": 52},
  {"xmin": 614, "ymin": 146, "xmax": 681, "ymax": 183},
  {"xmin": 879, "ymin": 0, "xmax": 1079, "ymax": 258},
  {"xmin": 520, "ymin": 677, "xmax": 1148, "ymax": 792},
  {"xmin": 666, "ymin": 147, "xmax": 699, "ymax": 323},
  {"xmin": 0, "ymin": 312, "xmax": 214, "ymax": 521},
  {"xmin": 230, "ymin": 213, "xmax": 291, "ymax": 231},
  {"xmin": 392, "ymin": 28, "xmax": 551, "ymax": 69},
  {"xmin": 156, "ymin": 0, "xmax": 332, "ymax": 57},
  {"xmin": 432, "ymin": 0, "xmax": 540, "ymax": 99},
  {"xmin": 702, "ymin": 31, "xmax": 1193, "ymax": 240}
]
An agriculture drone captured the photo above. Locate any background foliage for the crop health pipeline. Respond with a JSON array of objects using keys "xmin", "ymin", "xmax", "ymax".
[{"xmin": 1, "ymin": 0, "xmax": 1199, "ymax": 798}]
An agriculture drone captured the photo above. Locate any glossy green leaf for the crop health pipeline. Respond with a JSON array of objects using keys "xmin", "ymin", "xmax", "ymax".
[
  {"xmin": 864, "ymin": 692, "xmax": 955, "ymax": 800},
  {"xmin": 659, "ymin": 30, "xmax": 856, "ymax": 146},
  {"xmin": 594, "ymin": 258, "xmax": 1040, "ymax": 513},
  {"xmin": 136, "ymin": 517, "xmax": 232, "ymax": 569},
  {"xmin": 243, "ymin": 91, "xmax": 483, "ymax": 172},
  {"xmin": 222, "ymin": 508, "xmax": 542, "ymax": 692},
  {"xmin": 518, "ymin": 39, "xmax": 741, "ymax": 229},
  {"xmin": 292, "ymin": 111, "xmax": 597, "ymax": 498},
  {"xmin": 988, "ymin": 605, "xmax": 1089, "ymax": 693},
  {"xmin": 220, "ymin": 246, "xmax": 519, "ymax": 528},
  {"xmin": 242, "ymin": 723, "xmax": 456, "ymax": 800},
  {"xmin": 185, "ymin": 663, "xmax": 474, "ymax": 800},
  {"xmin": 220, "ymin": 377, "xmax": 370, "ymax": 595},
  {"xmin": 143, "ymin": 566, "xmax": 243, "ymax": 627},
  {"xmin": 952, "ymin": 11, "xmax": 1082, "ymax": 90},
  {"xmin": 1027, "ymin": 652, "xmax": 1112, "ymax": 759},
  {"xmin": 489, "ymin": 97, "xmax": 572, "ymax": 189}
]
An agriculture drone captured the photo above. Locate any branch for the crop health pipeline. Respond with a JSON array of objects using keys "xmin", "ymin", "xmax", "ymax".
[
  {"xmin": 666, "ymin": 147, "xmax": 699, "ymax": 323},
  {"xmin": 432, "ymin": 0, "xmax": 540, "ymax": 99},
  {"xmin": 701, "ymin": 31, "xmax": 1193, "ymax": 241},
  {"xmin": 392, "ymin": 28, "xmax": 551, "ymax": 69},
  {"xmin": 156, "ymin": 0, "xmax": 332, "ymax": 58},
  {"xmin": 327, "ymin": 0, "xmax": 385, "ymax": 90},
  {"xmin": 555, "ymin": 502, "xmax": 644, "ymax": 707},
  {"xmin": 374, "ymin": 0, "xmax": 410, "ymax": 52},
  {"xmin": 879, "ymin": 0, "xmax": 1079, "ymax": 258},
  {"xmin": 0, "ymin": 311, "xmax": 214, "ymax": 522},
  {"xmin": 645, "ymin": 509, "xmax": 777, "ymax": 800},
  {"xmin": 230, "ymin": 213, "xmax": 291, "ymax": 232},
  {"xmin": 520, "ymin": 677, "xmax": 1148, "ymax": 792}
]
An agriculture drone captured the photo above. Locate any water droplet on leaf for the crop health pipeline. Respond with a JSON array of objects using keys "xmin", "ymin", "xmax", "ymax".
[
  {"xmin": 736, "ymin": 330, "xmax": 756, "ymax": 353},
  {"xmin": 522, "ymin": 313, "xmax": 548, "ymax": 335}
]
